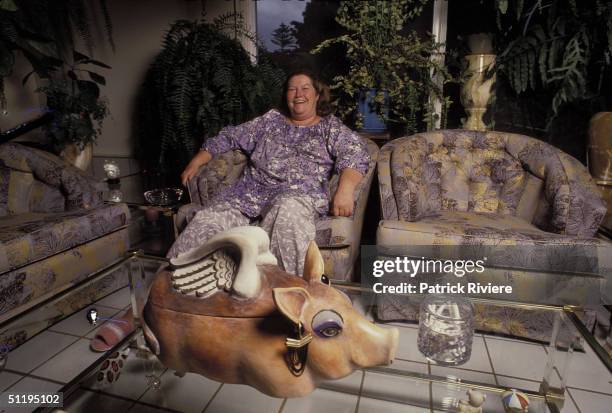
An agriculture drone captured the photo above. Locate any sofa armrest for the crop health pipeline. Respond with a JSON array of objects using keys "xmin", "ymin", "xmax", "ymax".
[{"xmin": 0, "ymin": 143, "xmax": 102, "ymax": 211}]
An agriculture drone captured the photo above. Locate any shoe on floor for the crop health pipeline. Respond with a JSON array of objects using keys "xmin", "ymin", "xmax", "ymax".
[{"xmin": 90, "ymin": 318, "xmax": 134, "ymax": 352}]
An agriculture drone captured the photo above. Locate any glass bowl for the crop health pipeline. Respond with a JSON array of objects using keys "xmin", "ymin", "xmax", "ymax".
[{"xmin": 144, "ymin": 188, "xmax": 184, "ymax": 206}]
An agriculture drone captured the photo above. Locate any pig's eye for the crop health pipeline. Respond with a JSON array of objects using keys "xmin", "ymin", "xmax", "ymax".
[
  {"xmin": 312, "ymin": 310, "xmax": 343, "ymax": 338},
  {"xmin": 321, "ymin": 274, "xmax": 330, "ymax": 285}
]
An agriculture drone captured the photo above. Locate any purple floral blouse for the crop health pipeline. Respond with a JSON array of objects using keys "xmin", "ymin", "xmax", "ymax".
[{"xmin": 202, "ymin": 109, "xmax": 370, "ymax": 218}]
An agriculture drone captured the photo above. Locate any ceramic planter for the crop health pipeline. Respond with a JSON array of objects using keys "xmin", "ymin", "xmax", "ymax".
[{"xmin": 460, "ymin": 54, "xmax": 496, "ymax": 131}]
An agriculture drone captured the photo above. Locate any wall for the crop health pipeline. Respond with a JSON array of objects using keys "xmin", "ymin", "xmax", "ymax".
[
  {"xmin": 1, "ymin": 0, "xmax": 257, "ymax": 160},
  {"xmin": 0, "ymin": 50, "xmax": 46, "ymax": 137}
]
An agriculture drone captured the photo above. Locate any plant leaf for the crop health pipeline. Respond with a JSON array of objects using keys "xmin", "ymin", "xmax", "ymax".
[
  {"xmin": 0, "ymin": 41, "xmax": 14, "ymax": 76},
  {"xmin": 73, "ymin": 50, "xmax": 89, "ymax": 62},
  {"xmin": 82, "ymin": 59, "xmax": 111, "ymax": 69},
  {"xmin": 0, "ymin": 0, "xmax": 17, "ymax": 12},
  {"xmin": 21, "ymin": 70, "xmax": 35, "ymax": 86},
  {"xmin": 87, "ymin": 70, "xmax": 106, "ymax": 85}
]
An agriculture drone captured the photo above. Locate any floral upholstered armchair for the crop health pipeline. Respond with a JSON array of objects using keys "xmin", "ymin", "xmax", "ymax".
[
  {"xmin": 376, "ymin": 129, "xmax": 611, "ymax": 341},
  {"xmin": 177, "ymin": 137, "xmax": 379, "ymax": 281}
]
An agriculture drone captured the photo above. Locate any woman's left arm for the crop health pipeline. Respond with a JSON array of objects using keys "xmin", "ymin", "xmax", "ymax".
[
  {"xmin": 328, "ymin": 119, "xmax": 370, "ymax": 217},
  {"xmin": 332, "ymin": 168, "xmax": 364, "ymax": 217}
]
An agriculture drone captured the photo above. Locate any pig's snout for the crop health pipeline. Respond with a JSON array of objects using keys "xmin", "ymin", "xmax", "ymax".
[{"xmin": 351, "ymin": 321, "xmax": 399, "ymax": 368}]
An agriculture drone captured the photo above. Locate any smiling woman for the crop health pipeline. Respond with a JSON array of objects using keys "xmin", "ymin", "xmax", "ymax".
[
  {"xmin": 279, "ymin": 71, "xmax": 331, "ymax": 126},
  {"xmin": 172, "ymin": 70, "xmax": 369, "ymax": 277}
]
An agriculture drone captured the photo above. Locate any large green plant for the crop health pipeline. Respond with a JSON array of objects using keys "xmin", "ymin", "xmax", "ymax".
[
  {"xmin": 137, "ymin": 16, "xmax": 284, "ymax": 177},
  {"xmin": 495, "ymin": 0, "xmax": 612, "ymax": 127},
  {"xmin": 0, "ymin": 0, "xmax": 113, "ymax": 114},
  {"xmin": 37, "ymin": 51, "xmax": 109, "ymax": 151},
  {"xmin": 312, "ymin": 0, "xmax": 451, "ymax": 133}
]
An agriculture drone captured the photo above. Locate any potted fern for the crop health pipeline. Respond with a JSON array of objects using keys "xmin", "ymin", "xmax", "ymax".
[
  {"xmin": 137, "ymin": 15, "xmax": 285, "ymax": 182},
  {"xmin": 494, "ymin": 0, "xmax": 612, "ymax": 129},
  {"xmin": 312, "ymin": 0, "xmax": 451, "ymax": 135}
]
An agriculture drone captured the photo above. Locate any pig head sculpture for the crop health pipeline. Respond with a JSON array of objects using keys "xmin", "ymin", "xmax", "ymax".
[{"xmin": 142, "ymin": 226, "xmax": 399, "ymax": 397}]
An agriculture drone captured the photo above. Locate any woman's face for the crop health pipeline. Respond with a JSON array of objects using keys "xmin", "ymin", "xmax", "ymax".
[{"xmin": 286, "ymin": 74, "xmax": 319, "ymax": 121}]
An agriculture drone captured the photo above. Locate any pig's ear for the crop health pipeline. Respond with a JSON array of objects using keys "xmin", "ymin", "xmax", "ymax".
[
  {"xmin": 303, "ymin": 241, "xmax": 324, "ymax": 282},
  {"xmin": 273, "ymin": 287, "xmax": 312, "ymax": 325}
]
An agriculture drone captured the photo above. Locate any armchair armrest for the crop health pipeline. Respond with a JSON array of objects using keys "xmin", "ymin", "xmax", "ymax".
[
  {"xmin": 187, "ymin": 150, "xmax": 247, "ymax": 206},
  {"xmin": 317, "ymin": 138, "xmax": 379, "ymax": 248},
  {"xmin": 328, "ymin": 138, "xmax": 379, "ymax": 218},
  {"xmin": 377, "ymin": 136, "xmax": 430, "ymax": 221},
  {"xmin": 517, "ymin": 142, "xmax": 607, "ymax": 237}
]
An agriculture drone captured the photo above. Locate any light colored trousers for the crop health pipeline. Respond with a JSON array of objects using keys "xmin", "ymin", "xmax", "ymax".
[{"xmin": 166, "ymin": 194, "xmax": 318, "ymax": 276}]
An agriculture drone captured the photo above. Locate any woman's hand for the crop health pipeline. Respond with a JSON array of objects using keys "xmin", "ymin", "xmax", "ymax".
[
  {"xmin": 180, "ymin": 163, "xmax": 200, "ymax": 186},
  {"xmin": 331, "ymin": 188, "xmax": 354, "ymax": 217},
  {"xmin": 181, "ymin": 150, "xmax": 212, "ymax": 186},
  {"xmin": 331, "ymin": 168, "xmax": 363, "ymax": 217}
]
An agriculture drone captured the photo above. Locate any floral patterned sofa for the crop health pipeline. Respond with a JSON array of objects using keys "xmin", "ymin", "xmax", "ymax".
[
  {"xmin": 375, "ymin": 129, "xmax": 611, "ymax": 341},
  {"xmin": 0, "ymin": 143, "xmax": 130, "ymax": 349},
  {"xmin": 178, "ymin": 137, "xmax": 379, "ymax": 281}
]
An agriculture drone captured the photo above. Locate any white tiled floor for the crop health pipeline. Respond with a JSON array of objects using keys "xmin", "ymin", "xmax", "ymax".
[
  {"xmin": 282, "ymin": 388, "xmax": 357, "ymax": 413},
  {"xmin": 49, "ymin": 305, "xmax": 124, "ymax": 338},
  {"xmin": 139, "ymin": 371, "xmax": 221, "ymax": 413},
  {"xmin": 95, "ymin": 287, "xmax": 132, "ymax": 310},
  {"xmin": 62, "ymin": 389, "xmax": 133, "ymax": 412},
  {"xmin": 204, "ymin": 384, "xmax": 284, "ymax": 413},
  {"xmin": 0, "ymin": 372, "xmax": 23, "ymax": 392},
  {"xmin": 568, "ymin": 388, "xmax": 612, "ymax": 413},
  {"xmin": 1, "ymin": 285, "xmax": 611, "ymax": 413},
  {"xmin": 31, "ymin": 339, "xmax": 102, "ymax": 383},
  {"xmin": 358, "ymin": 397, "xmax": 431, "ymax": 413},
  {"xmin": 484, "ymin": 335, "xmax": 549, "ymax": 380},
  {"xmin": 4, "ymin": 331, "xmax": 78, "ymax": 373},
  {"xmin": 1, "ymin": 377, "xmax": 63, "ymax": 413},
  {"xmin": 361, "ymin": 359, "xmax": 430, "ymax": 408},
  {"xmin": 430, "ymin": 365, "xmax": 497, "ymax": 387},
  {"xmin": 554, "ymin": 344, "xmax": 612, "ymax": 394}
]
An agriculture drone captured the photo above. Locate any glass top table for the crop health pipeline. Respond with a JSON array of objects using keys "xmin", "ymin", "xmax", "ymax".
[
  {"xmin": 46, "ymin": 253, "xmax": 611, "ymax": 413},
  {"xmin": 102, "ymin": 173, "xmax": 188, "ymax": 211},
  {"xmin": 102, "ymin": 173, "xmax": 189, "ymax": 257}
]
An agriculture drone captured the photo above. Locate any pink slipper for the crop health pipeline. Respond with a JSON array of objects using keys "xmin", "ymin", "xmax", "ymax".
[{"xmin": 90, "ymin": 318, "xmax": 134, "ymax": 352}]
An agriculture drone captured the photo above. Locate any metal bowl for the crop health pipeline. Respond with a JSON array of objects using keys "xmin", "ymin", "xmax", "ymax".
[{"xmin": 144, "ymin": 188, "xmax": 184, "ymax": 206}]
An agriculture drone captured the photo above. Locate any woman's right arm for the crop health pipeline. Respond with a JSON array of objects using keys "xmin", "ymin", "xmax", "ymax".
[
  {"xmin": 180, "ymin": 111, "xmax": 273, "ymax": 186},
  {"xmin": 181, "ymin": 149, "xmax": 212, "ymax": 186}
]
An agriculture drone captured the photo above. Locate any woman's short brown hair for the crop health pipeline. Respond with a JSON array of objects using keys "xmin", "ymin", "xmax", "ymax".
[{"xmin": 278, "ymin": 69, "xmax": 332, "ymax": 117}]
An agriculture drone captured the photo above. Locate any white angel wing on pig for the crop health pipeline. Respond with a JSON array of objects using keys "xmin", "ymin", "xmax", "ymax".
[{"xmin": 169, "ymin": 226, "xmax": 277, "ymax": 299}]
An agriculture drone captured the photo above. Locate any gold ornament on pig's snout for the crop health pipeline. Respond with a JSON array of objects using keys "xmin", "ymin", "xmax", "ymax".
[{"xmin": 285, "ymin": 321, "xmax": 313, "ymax": 376}]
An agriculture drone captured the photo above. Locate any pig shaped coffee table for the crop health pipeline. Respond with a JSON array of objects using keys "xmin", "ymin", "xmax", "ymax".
[{"xmin": 142, "ymin": 226, "xmax": 399, "ymax": 397}]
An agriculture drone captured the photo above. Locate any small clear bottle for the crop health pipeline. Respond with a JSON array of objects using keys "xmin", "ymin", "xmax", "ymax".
[{"xmin": 417, "ymin": 295, "xmax": 475, "ymax": 366}]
